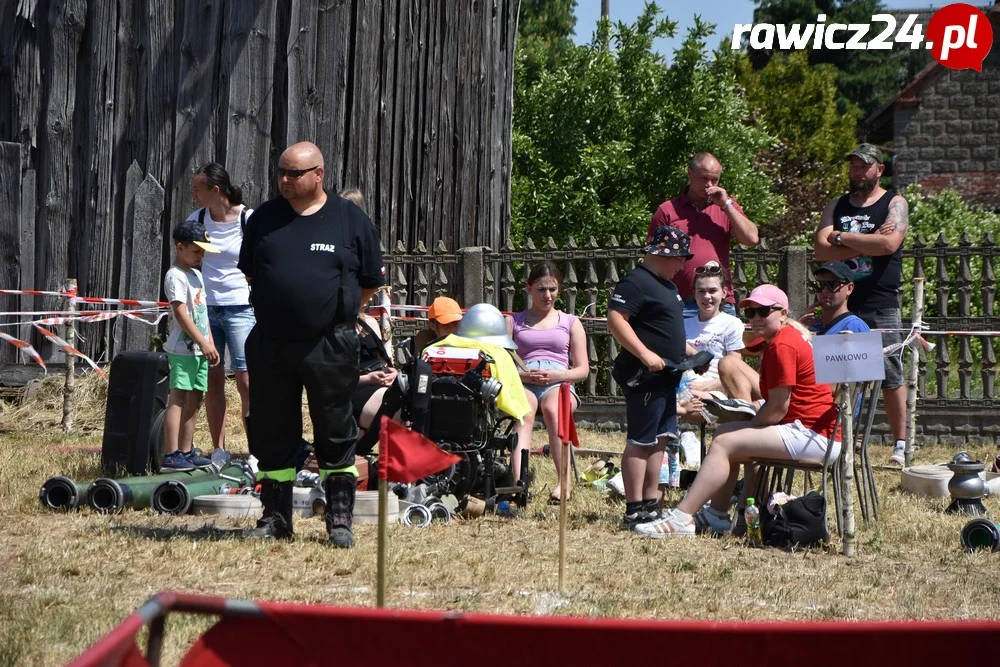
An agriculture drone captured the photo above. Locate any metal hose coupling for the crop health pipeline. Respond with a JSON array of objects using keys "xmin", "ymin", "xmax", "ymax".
[
  {"xmin": 426, "ymin": 502, "xmax": 452, "ymax": 524},
  {"xmin": 401, "ymin": 503, "xmax": 432, "ymax": 528}
]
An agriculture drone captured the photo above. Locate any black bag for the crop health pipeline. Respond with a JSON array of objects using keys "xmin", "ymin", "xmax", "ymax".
[{"xmin": 761, "ymin": 491, "xmax": 828, "ymax": 549}]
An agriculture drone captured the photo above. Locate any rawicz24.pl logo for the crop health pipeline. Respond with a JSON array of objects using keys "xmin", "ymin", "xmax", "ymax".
[{"xmin": 732, "ymin": 2, "xmax": 994, "ymax": 71}]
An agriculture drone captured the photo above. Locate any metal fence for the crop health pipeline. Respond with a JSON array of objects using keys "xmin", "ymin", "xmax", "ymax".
[{"xmin": 383, "ymin": 233, "xmax": 1000, "ymax": 410}]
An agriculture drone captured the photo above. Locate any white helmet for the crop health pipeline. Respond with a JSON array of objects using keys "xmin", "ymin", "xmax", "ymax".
[{"xmin": 456, "ymin": 303, "xmax": 517, "ymax": 350}]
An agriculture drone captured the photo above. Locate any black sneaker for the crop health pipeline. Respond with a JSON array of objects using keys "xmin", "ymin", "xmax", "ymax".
[
  {"xmin": 703, "ymin": 398, "xmax": 757, "ymax": 423},
  {"xmin": 621, "ymin": 510, "xmax": 656, "ymax": 530}
]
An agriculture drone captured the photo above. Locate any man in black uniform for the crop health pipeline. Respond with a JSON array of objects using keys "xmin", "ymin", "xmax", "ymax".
[
  {"xmin": 814, "ymin": 143, "xmax": 909, "ymax": 465},
  {"xmin": 239, "ymin": 141, "xmax": 384, "ymax": 547}
]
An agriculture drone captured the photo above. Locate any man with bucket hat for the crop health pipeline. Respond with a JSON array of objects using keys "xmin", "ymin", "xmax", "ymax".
[
  {"xmin": 813, "ymin": 143, "xmax": 909, "ymax": 465},
  {"xmin": 608, "ymin": 225, "xmax": 697, "ymax": 531}
]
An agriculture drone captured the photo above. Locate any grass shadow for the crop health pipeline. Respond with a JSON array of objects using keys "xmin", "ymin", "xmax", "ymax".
[{"xmin": 107, "ymin": 523, "xmax": 245, "ymax": 542}]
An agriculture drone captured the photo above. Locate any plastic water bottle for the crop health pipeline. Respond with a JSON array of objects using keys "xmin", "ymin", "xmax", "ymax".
[
  {"xmin": 744, "ymin": 498, "xmax": 761, "ymax": 545},
  {"xmin": 678, "ymin": 378, "xmax": 716, "ymax": 424}
]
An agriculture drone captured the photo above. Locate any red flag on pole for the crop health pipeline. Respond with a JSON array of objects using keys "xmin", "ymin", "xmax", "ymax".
[
  {"xmin": 557, "ymin": 383, "xmax": 579, "ymax": 447},
  {"xmin": 378, "ymin": 417, "xmax": 462, "ymax": 483}
]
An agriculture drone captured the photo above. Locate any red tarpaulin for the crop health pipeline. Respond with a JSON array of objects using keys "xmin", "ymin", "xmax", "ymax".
[{"xmin": 70, "ymin": 591, "xmax": 1000, "ymax": 667}]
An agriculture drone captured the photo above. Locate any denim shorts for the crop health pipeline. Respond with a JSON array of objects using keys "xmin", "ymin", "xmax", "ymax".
[
  {"xmin": 857, "ymin": 307, "xmax": 903, "ymax": 388},
  {"xmin": 623, "ymin": 386, "xmax": 678, "ymax": 447},
  {"xmin": 208, "ymin": 304, "xmax": 256, "ymax": 372},
  {"xmin": 522, "ymin": 359, "xmax": 577, "ymax": 403}
]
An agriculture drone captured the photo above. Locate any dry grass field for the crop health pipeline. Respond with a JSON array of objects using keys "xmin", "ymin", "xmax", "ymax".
[{"xmin": 2, "ymin": 375, "xmax": 1000, "ymax": 665}]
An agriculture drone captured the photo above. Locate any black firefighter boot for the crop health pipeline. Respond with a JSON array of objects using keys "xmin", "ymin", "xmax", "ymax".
[
  {"xmin": 324, "ymin": 474, "xmax": 356, "ymax": 548},
  {"xmin": 245, "ymin": 479, "xmax": 294, "ymax": 540}
]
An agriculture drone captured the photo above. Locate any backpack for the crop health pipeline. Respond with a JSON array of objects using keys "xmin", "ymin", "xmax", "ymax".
[
  {"xmin": 197, "ymin": 207, "xmax": 247, "ymax": 235},
  {"xmin": 761, "ymin": 491, "xmax": 828, "ymax": 549}
]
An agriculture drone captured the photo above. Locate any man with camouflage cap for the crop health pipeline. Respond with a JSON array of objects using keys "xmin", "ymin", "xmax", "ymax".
[{"xmin": 813, "ymin": 143, "xmax": 909, "ymax": 466}]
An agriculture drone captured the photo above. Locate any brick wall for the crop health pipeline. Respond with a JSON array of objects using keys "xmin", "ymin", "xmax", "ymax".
[{"xmin": 893, "ymin": 11, "xmax": 1000, "ymax": 202}]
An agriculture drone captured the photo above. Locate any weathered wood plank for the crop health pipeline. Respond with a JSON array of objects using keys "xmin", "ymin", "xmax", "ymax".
[
  {"xmin": 73, "ymin": 0, "xmax": 120, "ymax": 359},
  {"xmin": 375, "ymin": 0, "xmax": 398, "ymax": 231},
  {"xmin": 286, "ymin": 0, "xmax": 319, "ymax": 145},
  {"xmin": 476, "ymin": 0, "xmax": 493, "ymax": 251},
  {"xmin": 409, "ymin": 0, "xmax": 432, "ymax": 249},
  {"xmin": 114, "ymin": 161, "xmax": 142, "ymax": 353},
  {"xmin": 438, "ymin": 1, "xmax": 458, "ymax": 250},
  {"xmin": 19, "ymin": 168, "xmax": 36, "ymax": 351},
  {"xmin": 222, "ymin": 0, "xmax": 277, "ymax": 209},
  {"xmin": 36, "ymin": 0, "xmax": 85, "ymax": 362},
  {"xmin": 3, "ymin": 0, "xmax": 43, "ymax": 169},
  {"xmin": 391, "ymin": 0, "xmax": 416, "ymax": 249},
  {"xmin": 315, "ymin": 0, "xmax": 352, "ymax": 191},
  {"xmin": 144, "ymin": 0, "xmax": 176, "ymax": 193},
  {"xmin": 0, "ymin": 142, "xmax": 21, "ymax": 363},
  {"xmin": 169, "ymin": 0, "xmax": 224, "ymax": 249},
  {"xmin": 418, "ymin": 0, "xmax": 442, "ymax": 250},
  {"xmin": 123, "ymin": 173, "xmax": 166, "ymax": 352},
  {"xmin": 499, "ymin": 0, "xmax": 517, "ymax": 247},
  {"xmin": 110, "ymin": 0, "xmax": 144, "ymax": 356},
  {"xmin": 344, "ymin": 0, "xmax": 381, "ymax": 198},
  {"xmin": 456, "ymin": 1, "xmax": 477, "ymax": 250}
]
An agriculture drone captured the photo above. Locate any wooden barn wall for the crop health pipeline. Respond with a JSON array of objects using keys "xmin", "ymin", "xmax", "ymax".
[{"xmin": 0, "ymin": 0, "xmax": 518, "ymax": 362}]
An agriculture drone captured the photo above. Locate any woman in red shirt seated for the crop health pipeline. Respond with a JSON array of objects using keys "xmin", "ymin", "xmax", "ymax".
[{"xmin": 635, "ymin": 284, "xmax": 840, "ymax": 538}]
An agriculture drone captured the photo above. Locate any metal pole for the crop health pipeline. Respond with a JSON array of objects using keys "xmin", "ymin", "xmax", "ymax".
[
  {"xmin": 558, "ymin": 441, "xmax": 569, "ymax": 594},
  {"xmin": 905, "ymin": 278, "xmax": 925, "ymax": 466},
  {"xmin": 376, "ymin": 477, "xmax": 388, "ymax": 608},
  {"xmin": 839, "ymin": 384, "xmax": 856, "ymax": 557},
  {"xmin": 62, "ymin": 278, "xmax": 77, "ymax": 432}
]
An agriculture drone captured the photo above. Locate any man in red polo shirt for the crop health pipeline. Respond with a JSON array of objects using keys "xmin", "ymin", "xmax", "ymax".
[{"xmin": 647, "ymin": 152, "xmax": 760, "ymax": 319}]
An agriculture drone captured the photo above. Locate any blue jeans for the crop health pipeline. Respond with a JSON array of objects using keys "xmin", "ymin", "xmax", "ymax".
[
  {"xmin": 208, "ymin": 304, "xmax": 256, "ymax": 372},
  {"xmin": 683, "ymin": 300, "xmax": 736, "ymax": 319}
]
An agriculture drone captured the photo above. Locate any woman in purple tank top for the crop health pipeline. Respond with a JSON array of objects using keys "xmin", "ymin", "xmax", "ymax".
[{"xmin": 505, "ymin": 262, "xmax": 589, "ymax": 503}]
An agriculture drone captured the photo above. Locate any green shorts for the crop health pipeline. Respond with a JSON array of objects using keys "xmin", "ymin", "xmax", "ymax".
[{"xmin": 168, "ymin": 353, "xmax": 209, "ymax": 392}]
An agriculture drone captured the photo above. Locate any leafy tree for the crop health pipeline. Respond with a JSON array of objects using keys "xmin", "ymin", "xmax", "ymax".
[
  {"xmin": 738, "ymin": 51, "xmax": 856, "ymax": 243},
  {"xmin": 511, "ymin": 5, "xmax": 784, "ymax": 245},
  {"xmin": 516, "ymin": 0, "xmax": 578, "ymax": 86},
  {"xmin": 747, "ymin": 0, "xmax": 925, "ymax": 119}
]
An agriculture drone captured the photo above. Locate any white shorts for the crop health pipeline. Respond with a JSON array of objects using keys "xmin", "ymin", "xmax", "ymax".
[{"xmin": 776, "ymin": 420, "xmax": 841, "ymax": 465}]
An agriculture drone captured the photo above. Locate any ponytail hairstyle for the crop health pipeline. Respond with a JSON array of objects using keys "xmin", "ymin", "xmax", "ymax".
[
  {"xmin": 783, "ymin": 312, "xmax": 814, "ymax": 340},
  {"xmin": 195, "ymin": 163, "xmax": 243, "ymax": 206}
]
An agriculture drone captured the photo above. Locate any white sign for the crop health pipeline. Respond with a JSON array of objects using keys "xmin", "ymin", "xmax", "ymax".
[{"xmin": 812, "ymin": 331, "xmax": 886, "ymax": 384}]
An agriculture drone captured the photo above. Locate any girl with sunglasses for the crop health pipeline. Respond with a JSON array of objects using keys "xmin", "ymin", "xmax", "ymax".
[{"xmin": 635, "ymin": 284, "xmax": 840, "ymax": 538}]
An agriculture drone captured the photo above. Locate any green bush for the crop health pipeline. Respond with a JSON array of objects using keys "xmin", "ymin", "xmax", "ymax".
[{"xmin": 511, "ymin": 6, "xmax": 784, "ymax": 245}]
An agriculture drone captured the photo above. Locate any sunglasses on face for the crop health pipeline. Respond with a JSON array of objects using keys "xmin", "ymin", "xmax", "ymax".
[
  {"xmin": 695, "ymin": 264, "xmax": 723, "ymax": 276},
  {"xmin": 744, "ymin": 305, "xmax": 782, "ymax": 319},
  {"xmin": 277, "ymin": 165, "xmax": 320, "ymax": 179},
  {"xmin": 812, "ymin": 280, "xmax": 848, "ymax": 293}
]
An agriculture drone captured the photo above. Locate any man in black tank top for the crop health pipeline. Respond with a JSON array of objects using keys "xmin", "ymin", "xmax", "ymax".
[{"xmin": 813, "ymin": 143, "xmax": 910, "ymax": 466}]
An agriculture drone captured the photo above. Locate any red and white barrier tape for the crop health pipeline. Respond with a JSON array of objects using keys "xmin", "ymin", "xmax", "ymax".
[
  {"xmin": 72, "ymin": 296, "xmax": 170, "ymax": 308},
  {"xmin": 0, "ymin": 333, "xmax": 46, "ymax": 370},
  {"xmin": 32, "ymin": 325, "xmax": 106, "ymax": 379},
  {"xmin": 0, "ymin": 287, "xmax": 77, "ymax": 298}
]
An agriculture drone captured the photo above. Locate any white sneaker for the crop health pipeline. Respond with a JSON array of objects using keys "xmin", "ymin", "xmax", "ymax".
[
  {"xmin": 634, "ymin": 509, "xmax": 696, "ymax": 538},
  {"xmin": 694, "ymin": 507, "xmax": 732, "ymax": 536},
  {"xmin": 889, "ymin": 445, "xmax": 905, "ymax": 466}
]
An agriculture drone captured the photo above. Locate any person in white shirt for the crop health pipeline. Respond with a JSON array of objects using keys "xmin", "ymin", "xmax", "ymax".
[
  {"xmin": 677, "ymin": 262, "xmax": 757, "ymax": 425},
  {"xmin": 189, "ymin": 163, "xmax": 255, "ymax": 450}
]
